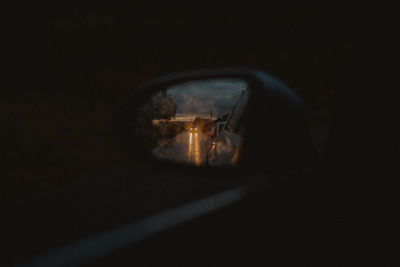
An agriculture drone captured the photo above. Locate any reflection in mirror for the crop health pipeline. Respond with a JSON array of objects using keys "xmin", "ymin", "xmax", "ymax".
[{"xmin": 135, "ymin": 79, "xmax": 250, "ymax": 167}]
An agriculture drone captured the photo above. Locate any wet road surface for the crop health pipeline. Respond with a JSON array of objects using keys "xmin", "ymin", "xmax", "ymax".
[{"xmin": 152, "ymin": 131, "xmax": 208, "ymax": 166}]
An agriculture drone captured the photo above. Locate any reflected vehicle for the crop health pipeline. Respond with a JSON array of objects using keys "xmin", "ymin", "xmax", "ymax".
[
  {"xmin": 135, "ymin": 79, "xmax": 249, "ymax": 166},
  {"xmin": 188, "ymin": 127, "xmax": 199, "ymax": 133}
]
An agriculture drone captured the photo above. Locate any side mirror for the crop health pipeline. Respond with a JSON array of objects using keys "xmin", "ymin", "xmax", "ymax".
[{"xmin": 114, "ymin": 68, "xmax": 315, "ymax": 173}]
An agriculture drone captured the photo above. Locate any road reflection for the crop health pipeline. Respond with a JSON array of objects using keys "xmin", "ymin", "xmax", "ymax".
[
  {"xmin": 188, "ymin": 132, "xmax": 204, "ymax": 166},
  {"xmin": 152, "ymin": 131, "xmax": 208, "ymax": 166}
]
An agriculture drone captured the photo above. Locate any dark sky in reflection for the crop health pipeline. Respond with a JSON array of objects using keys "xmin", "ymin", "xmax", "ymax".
[{"xmin": 166, "ymin": 79, "xmax": 248, "ymax": 116}]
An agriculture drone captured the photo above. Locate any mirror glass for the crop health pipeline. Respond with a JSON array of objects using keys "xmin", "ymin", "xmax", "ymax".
[{"xmin": 135, "ymin": 78, "xmax": 250, "ymax": 166}]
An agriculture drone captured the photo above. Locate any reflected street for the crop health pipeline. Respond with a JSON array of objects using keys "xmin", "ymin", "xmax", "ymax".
[{"xmin": 137, "ymin": 79, "xmax": 249, "ymax": 167}]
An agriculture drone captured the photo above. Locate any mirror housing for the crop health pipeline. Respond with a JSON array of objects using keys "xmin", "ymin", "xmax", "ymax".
[{"xmin": 113, "ymin": 68, "xmax": 316, "ymax": 174}]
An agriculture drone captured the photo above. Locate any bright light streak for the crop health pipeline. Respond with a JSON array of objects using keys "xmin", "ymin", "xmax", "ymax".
[
  {"xmin": 188, "ymin": 132, "xmax": 193, "ymax": 162},
  {"xmin": 188, "ymin": 131, "xmax": 203, "ymax": 166},
  {"xmin": 194, "ymin": 132, "xmax": 201, "ymax": 166}
]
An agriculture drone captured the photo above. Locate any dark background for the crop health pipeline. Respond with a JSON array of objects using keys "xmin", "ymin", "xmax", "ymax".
[
  {"xmin": 2, "ymin": 5, "xmax": 398, "ymax": 264},
  {"xmin": 4, "ymin": 5, "xmax": 392, "ymax": 171}
]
